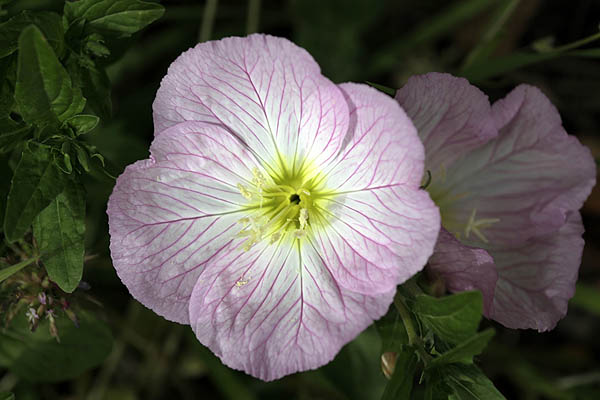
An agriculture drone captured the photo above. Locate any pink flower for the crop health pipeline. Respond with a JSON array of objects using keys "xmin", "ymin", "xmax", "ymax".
[
  {"xmin": 107, "ymin": 35, "xmax": 440, "ymax": 380},
  {"xmin": 396, "ymin": 72, "xmax": 596, "ymax": 331}
]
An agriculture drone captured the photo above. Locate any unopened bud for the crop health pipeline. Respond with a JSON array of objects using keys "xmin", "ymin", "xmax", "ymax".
[{"xmin": 381, "ymin": 352, "xmax": 398, "ymax": 380}]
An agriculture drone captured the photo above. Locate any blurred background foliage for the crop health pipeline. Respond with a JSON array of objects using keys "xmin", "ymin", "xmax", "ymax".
[{"xmin": 1, "ymin": 0, "xmax": 600, "ymax": 399}]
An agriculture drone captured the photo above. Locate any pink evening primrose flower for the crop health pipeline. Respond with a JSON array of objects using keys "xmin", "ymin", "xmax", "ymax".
[
  {"xmin": 107, "ymin": 35, "xmax": 440, "ymax": 380},
  {"xmin": 396, "ymin": 72, "xmax": 596, "ymax": 331}
]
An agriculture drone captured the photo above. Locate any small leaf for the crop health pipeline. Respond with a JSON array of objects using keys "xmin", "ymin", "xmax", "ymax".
[
  {"xmin": 4, "ymin": 142, "xmax": 66, "ymax": 242},
  {"xmin": 73, "ymin": 143, "xmax": 90, "ymax": 172},
  {"xmin": 33, "ymin": 178, "xmax": 86, "ymax": 293},
  {"xmin": 15, "ymin": 25, "xmax": 85, "ymax": 128},
  {"xmin": 64, "ymin": 0, "xmax": 165, "ymax": 38},
  {"xmin": 381, "ymin": 346, "xmax": 418, "ymax": 400},
  {"xmin": 0, "ymin": 257, "xmax": 37, "ymax": 283},
  {"xmin": 0, "ymin": 11, "xmax": 65, "ymax": 59},
  {"xmin": 444, "ymin": 364, "xmax": 506, "ymax": 399},
  {"xmin": 0, "ymin": 117, "xmax": 31, "ymax": 153},
  {"xmin": 412, "ymin": 291, "xmax": 483, "ymax": 345},
  {"xmin": 0, "ymin": 309, "xmax": 113, "ymax": 382},
  {"xmin": 429, "ymin": 329, "xmax": 495, "ymax": 367},
  {"xmin": 64, "ymin": 114, "xmax": 99, "ymax": 135},
  {"xmin": 365, "ymin": 81, "xmax": 396, "ymax": 96}
]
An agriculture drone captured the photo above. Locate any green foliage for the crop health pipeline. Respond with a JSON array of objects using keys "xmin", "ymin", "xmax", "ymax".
[
  {"xmin": 3, "ymin": 142, "xmax": 66, "ymax": 242},
  {"xmin": 0, "ymin": 11, "xmax": 65, "ymax": 59},
  {"xmin": 15, "ymin": 24, "xmax": 85, "ymax": 128},
  {"xmin": 33, "ymin": 178, "xmax": 85, "ymax": 293},
  {"xmin": 0, "ymin": 257, "xmax": 37, "ymax": 283},
  {"xmin": 381, "ymin": 347, "xmax": 418, "ymax": 400},
  {"xmin": 64, "ymin": 0, "xmax": 165, "ymax": 38},
  {"xmin": 0, "ymin": 309, "xmax": 113, "ymax": 382},
  {"xmin": 412, "ymin": 291, "xmax": 483, "ymax": 345},
  {"xmin": 377, "ymin": 287, "xmax": 504, "ymax": 399},
  {"xmin": 0, "ymin": 116, "xmax": 30, "ymax": 153},
  {"xmin": 0, "ymin": 392, "xmax": 15, "ymax": 400}
]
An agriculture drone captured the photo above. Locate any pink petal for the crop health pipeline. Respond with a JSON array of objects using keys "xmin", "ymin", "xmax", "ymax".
[
  {"xmin": 189, "ymin": 238, "xmax": 394, "ymax": 381},
  {"xmin": 395, "ymin": 72, "xmax": 497, "ymax": 175},
  {"xmin": 313, "ymin": 186, "xmax": 440, "ymax": 295},
  {"xmin": 326, "ymin": 83, "xmax": 426, "ymax": 190},
  {"xmin": 433, "ymin": 85, "xmax": 596, "ymax": 247},
  {"xmin": 427, "ymin": 229, "xmax": 497, "ymax": 315},
  {"xmin": 489, "ymin": 212, "xmax": 585, "ymax": 331},
  {"xmin": 107, "ymin": 121, "xmax": 262, "ymax": 323},
  {"xmin": 152, "ymin": 34, "xmax": 349, "ymax": 176}
]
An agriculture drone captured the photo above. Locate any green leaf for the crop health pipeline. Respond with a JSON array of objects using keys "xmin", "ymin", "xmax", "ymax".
[
  {"xmin": 0, "ymin": 392, "xmax": 15, "ymax": 400},
  {"xmin": 412, "ymin": 291, "xmax": 483, "ymax": 345},
  {"xmin": 570, "ymin": 283, "xmax": 600, "ymax": 317},
  {"xmin": 0, "ymin": 117, "xmax": 31, "ymax": 153},
  {"xmin": 64, "ymin": 114, "xmax": 99, "ymax": 135},
  {"xmin": 0, "ymin": 55, "xmax": 16, "ymax": 116},
  {"xmin": 15, "ymin": 25, "xmax": 85, "ymax": 128},
  {"xmin": 33, "ymin": 178, "xmax": 86, "ymax": 293},
  {"xmin": 0, "ymin": 309, "xmax": 113, "ymax": 382},
  {"xmin": 0, "ymin": 257, "xmax": 37, "ymax": 283},
  {"xmin": 444, "ymin": 365, "xmax": 505, "ymax": 399},
  {"xmin": 366, "ymin": 81, "xmax": 396, "ymax": 96},
  {"xmin": 3, "ymin": 142, "xmax": 66, "ymax": 242},
  {"xmin": 0, "ymin": 156, "xmax": 10, "ymax": 231},
  {"xmin": 0, "ymin": 11, "xmax": 65, "ymax": 59},
  {"xmin": 429, "ymin": 329, "xmax": 495, "ymax": 367},
  {"xmin": 381, "ymin": 347, "xmax": 418, "ymax": 400},
  {"xmin": 64, "ymin": 0, "xmax": 165, "ymax": 38},
  {"xmin": 376, "ymin": 307, "xmax": 409, "ymax": 353},
  {"xmin": 80, "ymin": 61, "xmax": 112, "ymax": 119}
]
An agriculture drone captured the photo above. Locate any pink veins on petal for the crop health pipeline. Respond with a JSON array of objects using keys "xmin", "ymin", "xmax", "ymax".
[{"xmin": 107, "ymin": 34, "xmax": 441, "ymax": 381}]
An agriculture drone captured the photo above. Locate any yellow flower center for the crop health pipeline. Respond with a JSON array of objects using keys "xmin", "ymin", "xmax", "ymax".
[{"xmin": 236, "ymin": 163, "xmax": 329, "ymax": 251}]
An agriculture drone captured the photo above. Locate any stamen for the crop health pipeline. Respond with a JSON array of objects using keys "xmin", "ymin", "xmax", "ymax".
[
  {"xmin": 237, "ymin": 183, "xmax": 253, "ymax": 200},
  {"xmin": 298, "ymin": 208, "xmax": 308, "ymax": 230},
  {"xmin": 464, "ymin": 209, "xmax": 500, "ymax": 243}
]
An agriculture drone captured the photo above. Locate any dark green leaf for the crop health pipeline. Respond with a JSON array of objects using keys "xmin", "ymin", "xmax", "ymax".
[
  {"xmin": 15, "ymin": 25, "xmax": 85, "ymax": 127},
  {"xmin": 0, "ymin": 117, "xmax": 31, "ymax": 153},
  {"xmin": 366, "ymin": 81, "xmax": 396, "ymax": 96},
  {"xmin": 444, "ymin": 365, "xmax": 505, "ymax": 399},
  {"xmin": 74, "ymin": 143, "xmax": 90, "ymax": 172},
  {"xmin": 381, "ymin": 346, "xmax": 418, "ymax": 400},
  {"xmin": 0, "ymin": 392, "xmax": 15, "ymax": 400},
  {"xmin": 81, "ymin": 62, "xmax": 112, "ymax": 119},
  {"xmin": 0, "ymin": 55, "xmax": 16, "ymax": 116},
  {"xmin": 0, "ymin": 257, "xmax": 37, "ymax": 283},
  {"xmin": 33, "ymin": 178, "xmax": 85, "ymax": 293},
  {"xmin": 412, "ymin": 291, "xmax": 483, "ymax": 345},
  {"xmin": 0, "ymin": 309, "xmax": 113, "ymax": 382},
  {"xmin": 0, "ymin": 11, "xmax": 65, "ymax": 59},
  {"xmin": 0, "ymin": 156, "xmax": 10, "ymax": 231},
  {"xmin": 3, "ymin": 142, "xmax": 66, "ymax": 242},
  {"xmin": 64, "ymin": 114, "xmax": 99, "ymax": 135},
  {"xmin": 64, "ymin": 0, "xmax": 165, "ymax": 38},
  {"xmin": 376, "ymin": 307, "xmax": 409, "ymax": 353},
  {"xmin": 429, "ymin": 329, "xmax": 495, "ymax": 367}
]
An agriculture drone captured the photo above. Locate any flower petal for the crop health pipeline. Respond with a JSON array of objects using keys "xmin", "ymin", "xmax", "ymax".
[
  {"xmin": 313, "ymin": 185, "xmax": 440, "ymax": 294},
  {"xmin": 189, "ymin": 238, "xmax": 393, "ymax": 381},
  {"xmin": 153, "ymin": 34, "xmax": 349, "ymax": 176},
  {"xmin": 489, "ymin": 212, "xmax": 584, "ymax": 331},
  {"xmin": 433, "ymin": 85, "xmax": 596, "ymax": 247},
  {"xmin": 395, "ymin": 72, "xmax": 497, "ymax": 175},
  {"xmin": 427, "ymin": 229, "xmax": 497, "ymax": 315},
  {"xmin": 107, "ymin": 121, "xmax": 261, "ymax": 323},
  {"xmin": 325, "ymin": 83, "xmax": 425, "ymax": 191}
]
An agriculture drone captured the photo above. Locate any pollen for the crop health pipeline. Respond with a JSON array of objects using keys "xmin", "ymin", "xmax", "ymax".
[{"xmin": 235, "ymin": 161, "xmax": 329, "ymax": 251}]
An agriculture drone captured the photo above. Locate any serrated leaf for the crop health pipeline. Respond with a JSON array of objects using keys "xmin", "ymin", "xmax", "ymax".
[
  {"xmin": 444, "ymin": 365, "xmax": 505, "ymax": 399},
  {"xmin": 381, "ymin": 346, "xmax": 418, "ymax": 400},
  {"xmin": 64, "ymin": 0, "xmax": 165, "ymax": 38},
  {"xmin": 412, "ymin": 291, "xmax": 483, "ymax": 345},
  {"xmin": 3, "ymin": 142, "xmax": 66, "ymax": 242},
  {"xmin": 0, "ymin": 11, "xmax": 65, "ymax": 59},
  {"xmin": 429, "ymin": 329, "xmax": 495, "ymax": 368},
  {"xmin": 0, "ymin": 309, "xmax": 113, "ymax": 382},
  {"xmin": 64, "ymin": 114, "xmax": 99, "ymax": 135},
  {"xmin": 15, "ymin": 25, "xmax": 85, "ymax": 128},
  {"xmin": 0, "ymin": 117, "xmax": 31, "ymax": 153},
  {"xmin": 33, "ymin": 178, "xmax": 85, "ymax": 293}
]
